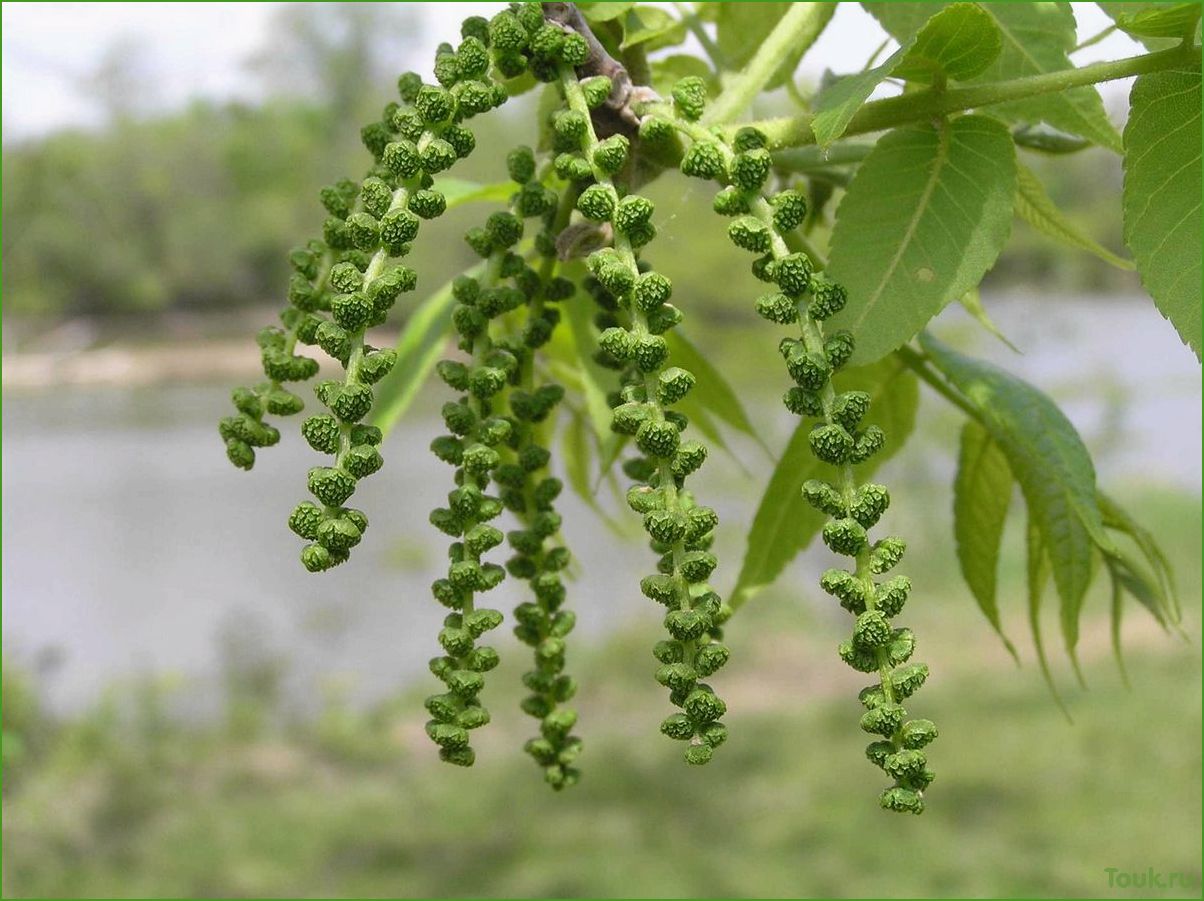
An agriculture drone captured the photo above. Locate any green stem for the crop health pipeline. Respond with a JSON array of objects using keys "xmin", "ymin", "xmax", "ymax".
[
  {"xmin": 672, "ymin": 1, "xmax": 728, "ymax": 71},
  {"xmin": 773, "ymin": 143, "xmax": 876, "ymax": 171},
  {"xmin": 737, "ymin": 44, "xmax": 1200, "ymax": 149},
  {"xmin": 894, "ymin": 343, "xmax": 979, "ymax": 420},
  {"xmin": 1074, "ymin": 23, "xmax": 1118, "ymax": 53},
  {"xmin": 330, "ymin": 182, "xmax": 412, "ymax": 476},
  {"xmin": 702, "ymin": 2, "xmax": 835, "ymax": 126}
]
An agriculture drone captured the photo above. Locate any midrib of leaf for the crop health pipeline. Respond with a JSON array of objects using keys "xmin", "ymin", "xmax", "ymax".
[{"xmin": 846, "ymin": 122, "xmax": 952, "ymax": 338}]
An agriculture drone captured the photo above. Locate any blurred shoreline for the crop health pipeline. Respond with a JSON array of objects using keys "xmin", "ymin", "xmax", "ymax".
[{"xmin": 2, "ymin": 291, "xmax": 1191, "ymax": 392}]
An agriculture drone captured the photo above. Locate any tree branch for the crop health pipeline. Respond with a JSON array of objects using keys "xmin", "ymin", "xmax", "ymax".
[
  {"xmin": 733, "ymin": 44, "xmax": 1201, "ymax": 149},
  {"xmin": 542, "ymin": 2, "xmax": 657, "ymax": 138}
]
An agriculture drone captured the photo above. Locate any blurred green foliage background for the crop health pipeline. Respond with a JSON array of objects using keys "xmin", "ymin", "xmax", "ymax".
[{"xmin": 1, "ymin": 4, "xmax": 1135, "ymax": 331}]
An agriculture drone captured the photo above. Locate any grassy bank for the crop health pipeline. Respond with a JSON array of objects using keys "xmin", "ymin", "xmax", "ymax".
[{"xmin": 4, "ymin": 550, "xmax": 1200, "ymax": 899}]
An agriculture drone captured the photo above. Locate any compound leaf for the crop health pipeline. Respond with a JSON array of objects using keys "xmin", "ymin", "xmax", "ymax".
[
  {"xmin": 1114, "ymin": 2, "xmax": 1202, "ymax": 39},
  {"xmin": 869, "ymin": 2, "xmax": 1122, "ymax": 150},
  {"xmin": 665, "ymin": 331, "xmax": 767, "ymax": 454},
  {"xmin": 816, "ymin": 1, "xmax": 1000, "ymax": 144},
  {"xmin": 431, "ymin": 178, "xmax": 513, "ymax": 208},
  {"xmin": 1026, "ymin": 513, "xmax": 1072, "ymax": 717},
  {"xmin": 922, "ymin": 334, "xmax": 1114, "ymax": 667},
  {"xmin": 894, "ymin": 2, "xmax": 1002, "ymax": 84},
  {"xmin": 960, "ymin": 288, "xmax": 1020, "ymax": 352}
]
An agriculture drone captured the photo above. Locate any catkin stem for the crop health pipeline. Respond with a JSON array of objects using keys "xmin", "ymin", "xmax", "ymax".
[
  {"xmin": 560, "ymin": 65, "xmax": 693, "ymax": 625},
  {"xmin": 329, "ymin": 182, "xmax": 413, "ymax": 480}
]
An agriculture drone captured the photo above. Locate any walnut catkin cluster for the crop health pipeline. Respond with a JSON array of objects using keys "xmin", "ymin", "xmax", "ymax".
[
  {"xmin": 555, "ymin": 63, "xmax": 731, "ymax": 765},
  {"xmin": 657, "ymin": 77, "xmax": 937, "ymax": 811},
  {"xmin": 431, "ymin": 139, "xmax": 583, "ymax": 784},
  {"xmin": 219, "ymin": 2, "xmax": 937, "ymax": 808}
]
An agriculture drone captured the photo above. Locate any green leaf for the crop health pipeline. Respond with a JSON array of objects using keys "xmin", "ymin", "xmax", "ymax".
[
  {"xmin": 578, "ymin": 1, "xmax": 635, "ymax": 23},
  {"xmin": 860, "ymin": 1, "xmax": 944, "ymax": 37},
  {"xmin": 558, "ymin": 268, "xmax": 622, "ymax": 448},
  {"xmin": 968, "ymin": 3, "xmax": 1123, "ymax": 151},
  {"xmin": 1016, "ymin": 161, "xmax": 1135, "ymax": 270},
  {"xmin": 810, "ymin": 44, "xmax": 911, "ymax": 148},
  {"xmin": 716, "ymin": 2, "xmax": 834, "ymax": 88},
  {"xmin": 1114, "ymin": 2, "xmax": 1201, "ymax": 39},
  {"xmin": 920, "ymin": 334, "xmax": 1113, "ymax": 666},
  {"xmin": 894, "ymin": 2, "xmax": 1002, "ymax": 84},
  {"xmin": 730, "ymin": 356, "xmax": 919, "ymax": 609},
  {"xmin": 1100, "ymin": 522, "xmax": 1188, "ymax": 681},
  {"xmin": 1025, "ymin": 513, "xmax": 1072, "ymax": 719},
  {"xmin": 562, "ymin": 410, "xmax": 594, "ymax": 503},
  {"xmin": 960, "ymin": 288, "xmax": 1019, "ymax": 352},
  {"xmin": 1122, "ymin": 67, "xmax": 1202, "ymax": 360},
  {"xmin": 812, "ymin": 2, "xmax": 1004, "ymax": 145},
  {"xmin": 868, "ymin": 2, "xmax": 1122, "ymax": 150},
  {"xmin": 431, "ymin": 178, "xmax": 513, "ymax": 208},
  {"xmin": 1097, "ymin": 492, "xmax": 1180, "ymax": 624},
  {"xmin": 826, "ymin": 115, "xmax": 1016, "ymax": 365},
  {"xmin": 1097, "ymin": 2, "xmax": 1185, "ymax": 50},
  {"xmin": 953, "ymin": 420, "xmax": 1018, "ymax": 657},
  {"xmin": 664, "ymin": 331, "xmax": 768, "ymax": 455},
  {"xmin": 1104, "ymin": 544, "xmax": 1171, "ymax": 628},
  {"xmin": 371, "ymin": 272, "xmax": 470, "ymax": 438},
  {"xmin": 620, "ymin": 5, "xmax": 687, "ymax": 51},
  {"xmin": 1105, "ymin": 555, "xmax": 1132, "ymax": 687},
  {"xmin": 671, "ymin": 398, "xmax": 744, "ymax": 472},
  {"xmin": 560, "ymin": 409, "xmax": 626, "ymax": 532}
]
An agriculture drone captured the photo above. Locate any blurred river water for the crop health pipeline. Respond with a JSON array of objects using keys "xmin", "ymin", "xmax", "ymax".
[{"xmin": 3, "ymin": 295, "xmax": 1199, "ymax": 714}]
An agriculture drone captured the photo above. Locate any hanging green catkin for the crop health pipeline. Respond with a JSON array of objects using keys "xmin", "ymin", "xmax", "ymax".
[
  {"xmin": 432, "ymin": 141, "xmax": 583, "ymax": 782},
  {"xmin": 224, "ymin": 2, "xmax": 589, "ymax": 574},
  {"xmin": 656, "ymin": 78, "xmax": 937, "ymax": 812},
  {"xmin": 288, "ymin": 34, "xmax": 507, "ymax": 574},
  {"xmin": 424, "ymin": 265, "xmax": 513, "ymax": 767},
  {"xmin": 491, "ymin": 147, "xmax": 585, "ymax": 789},
  {"xmin": 556, "ymin": 62, "xmax": 731, "ymax": 765},
  {"xmin": 418, "ymin": 0, "xmax": 590, "ymax": 777}
]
